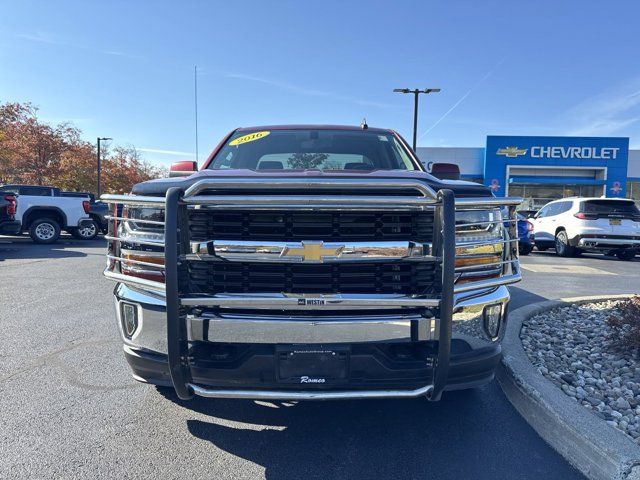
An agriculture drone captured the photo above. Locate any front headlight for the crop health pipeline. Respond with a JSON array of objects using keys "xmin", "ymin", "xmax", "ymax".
[
  {"xmin": 116, "ymin": 206, "xmax": 165, "ymax": 282},
  {"xmin": 454, "ymin": 209, "xmax": 504, "ymax": 281}
]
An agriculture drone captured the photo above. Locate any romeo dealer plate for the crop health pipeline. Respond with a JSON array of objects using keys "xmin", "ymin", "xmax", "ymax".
[{"xmin": 276, "ymin": 346, "xmax": 350, "ymax": 384}]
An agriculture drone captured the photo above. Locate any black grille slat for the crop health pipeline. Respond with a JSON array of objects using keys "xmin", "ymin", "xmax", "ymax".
[
  {"xmin": 188, "ymin": 210, "xmax": 433, "ymax": 242},
  {"xmin": 184, "ymin": 209, "xmax": 436, "ymax": 295},
  {"xmin": 187, "ymin": 261, "xmax": 436, "ymax": 295}
]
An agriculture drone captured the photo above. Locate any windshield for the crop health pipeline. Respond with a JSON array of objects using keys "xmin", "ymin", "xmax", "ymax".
[{"xmin": 208, "ymin": 129, "xmax": 418, "ymax": 171}]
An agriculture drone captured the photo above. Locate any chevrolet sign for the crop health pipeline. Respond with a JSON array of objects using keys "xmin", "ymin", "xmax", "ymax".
[
  {"xmin": 530, "ymin": 146, "xmax": 620, "ymax": 159},
  {"xmin": 485, "ymin": 135, "xmax": 629, "ymax": 198},
  {"xmin": 496, "ymin": 146, "xmax": 527, "ymax": 158}
]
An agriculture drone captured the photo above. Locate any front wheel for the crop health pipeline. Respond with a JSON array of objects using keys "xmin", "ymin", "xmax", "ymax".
[
  {"xmin": 555, "ymin": 230, "xmax": 574, "ymax": 257},
  {"xmin": 72, "ymin": 219, "xmax": 99, "ymax": 240},
  {"xmin": 617, "ymin": 250, "xmax": 637, "ymax": 261},
  {"xmin": 30, "ymin": 218, "xmax": 61, "ymax": 244}
]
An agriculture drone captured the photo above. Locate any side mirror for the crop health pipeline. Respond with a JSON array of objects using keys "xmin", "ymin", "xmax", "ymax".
[
  {"xmin": 431, "ymin": 163, "xmax": 460, "ymax": 180},
  {"xmin": 169, "ymin": 161, "xmax": 198, "ymax": 177}
]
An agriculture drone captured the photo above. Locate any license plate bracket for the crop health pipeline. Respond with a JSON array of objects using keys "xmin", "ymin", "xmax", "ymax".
[{"xmin": 276, "ymin": 346, "xmax": 350, "ymax": 385}]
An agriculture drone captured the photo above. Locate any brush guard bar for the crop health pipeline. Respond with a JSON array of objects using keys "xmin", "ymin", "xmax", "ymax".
[{"xmin": 102, "ymin": 178, "xmax": 522, "ymax": 401}]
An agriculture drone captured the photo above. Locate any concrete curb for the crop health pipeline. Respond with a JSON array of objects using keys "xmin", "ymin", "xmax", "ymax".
[{"xmin": 498, "ymin": 294, "xmax": 640, "ymax": 480}]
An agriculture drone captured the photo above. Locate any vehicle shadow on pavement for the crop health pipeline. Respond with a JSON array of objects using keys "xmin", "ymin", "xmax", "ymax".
[
  {"xmin": 530, "ymin": 250, "xmax": 639, "ymax": 262},
  {"xmin": 158, "ymin": 385, "xmax": 583, "ymax": 480},
  {"xmin": 0, "ymin": 237, "xmax": 105, "ymax": 262},
  {"xmin": 508, "ymin": 286, "xmax": 548, "ymax": 310}
]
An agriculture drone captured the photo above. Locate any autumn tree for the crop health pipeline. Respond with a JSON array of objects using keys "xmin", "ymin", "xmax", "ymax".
[
  {"xmin": 101, "ymin": 145, "xmax": 165, "ymax": 194},
  {"xmin": 56, "ymin": 140, "xmax": 99, "ymax": 193},
  {"xmin": 287, "ymin": 152, "xmax": 328, "ymax": 169},
  {"xmin": 0, "ymin": 101, "xmax": 165, "ymax": 194},
  {"xmin": 0, "ymin": 102, "xmax": 81, "ymax": 185}
]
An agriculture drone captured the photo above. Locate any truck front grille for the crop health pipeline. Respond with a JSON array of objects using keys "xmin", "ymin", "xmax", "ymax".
[
  {"xmin": 188, "ymin": 210, "xmax": 434, "ymax": 243},
  {"xmin": 186, "ymin": 261, "xmax": 437, "ymax": 295}
]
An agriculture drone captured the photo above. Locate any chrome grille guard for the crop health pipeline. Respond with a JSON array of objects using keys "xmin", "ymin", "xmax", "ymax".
[{"xmin": 102, "ymin": 177, "xmax": 522, "ymax": 401}]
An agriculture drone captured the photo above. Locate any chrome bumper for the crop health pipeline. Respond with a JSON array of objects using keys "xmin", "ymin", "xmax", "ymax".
[
  {"xmin": 578, "ymin": 237, "xmax": 640, "ymax": 247},
  {"xmin": 188, "ymin": 383, "xmax": 434, "ymax": 400},
  {"xmin": 115, "ymin": 283, "xmax": 510, "ymax": 354}
]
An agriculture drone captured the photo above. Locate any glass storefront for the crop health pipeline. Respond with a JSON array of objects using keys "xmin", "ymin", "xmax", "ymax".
[
  {"xmin": 627, "ymin": 181, "xmax": 640, "ymax": 202},
  {"xmin": 507, "ymin": 184, "xmax": 603, "ymax": 209}
]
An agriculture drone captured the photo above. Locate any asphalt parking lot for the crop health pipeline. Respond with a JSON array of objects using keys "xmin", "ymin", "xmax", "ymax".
[{"xmin": 0, "ymin": 236, "xmax": 637, "ymax": 479}]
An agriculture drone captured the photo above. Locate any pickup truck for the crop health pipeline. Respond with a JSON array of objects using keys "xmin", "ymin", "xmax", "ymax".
[
  {"xmin": 0, "ymin": 185, "xmax": 94, "ymax": 243},
  {"xmin": 101, "ymin": 125, "xmax": 522, "ymax": 402},
  {"xmin": 0, "ymin": 189, "xmax": 20, "ymax": 235},
  {"xmin": 61, "ymin": 192, "xmax": 107, "ymax": 238}
]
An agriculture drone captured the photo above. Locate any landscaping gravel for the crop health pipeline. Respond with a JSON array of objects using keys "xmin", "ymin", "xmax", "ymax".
[{"xmin": 520, "ymin": 300, "xmax": 640, "ymax": 443}]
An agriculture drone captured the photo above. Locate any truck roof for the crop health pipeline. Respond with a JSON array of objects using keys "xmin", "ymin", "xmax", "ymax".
[{"xmin": 235, "ymin": 124, "xmax": 393, "ymax": 134}]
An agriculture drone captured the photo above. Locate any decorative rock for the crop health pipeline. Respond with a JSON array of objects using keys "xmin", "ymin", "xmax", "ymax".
[
  {"xmin": 520, "ymin": 299, "xmax": 640, "ymax": 441},
  {"xmin": 586, "ymin": 396, "xmax": 602, "ymax": 407},
  {"xmin": 560, "ymin": 373, "xmax": 578, "ymax": 386},
  {"xmin": 616, "ymin": 397, "xmax": 632, "ymax": 410}
]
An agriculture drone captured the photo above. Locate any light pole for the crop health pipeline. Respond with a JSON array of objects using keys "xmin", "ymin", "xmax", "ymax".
[
  {"xmin": 97, "ymin": 137, "xmax": 112, "ymax": 197},
  {"xmin": 393, "ymin": 88, "xmax": 441, "ymax": 151}
]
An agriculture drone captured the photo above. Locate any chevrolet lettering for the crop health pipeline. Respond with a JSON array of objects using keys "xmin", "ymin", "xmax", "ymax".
[{"xmin": 530, "ymin": 146, "xmax": 620, "ymax": 160}]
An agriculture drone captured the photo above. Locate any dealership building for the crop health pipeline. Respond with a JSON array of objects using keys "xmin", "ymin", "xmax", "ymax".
[{"xmin": 417, "ymin": 135, "xmax": 640, "ymax": 208}]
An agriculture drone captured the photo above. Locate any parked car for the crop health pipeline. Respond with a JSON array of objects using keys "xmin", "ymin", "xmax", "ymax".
[
  {"xmin": 532, "ymin": 197, "xmax": 640, "ymax": 260},
  {"xmin": 0, "ymin": 184, "xmax": 94, "ymax": 243},
  {"xmin": 100, "ymin": 124, "xmax": 522, "ymax": 403},
  {"xmin": 517, "ymin": 213, "xmax": 534, "ymax": 255},
  {"xmin": 517, "ymin": 209, "xmax": 538, "ymax": 219},
  {"xmin": 0, "ymin": 189, "xmax": 21, "ymax": 235},
  {"xmin": 61, "ymin": 191, "xmax": 108, "ymax": 236}
]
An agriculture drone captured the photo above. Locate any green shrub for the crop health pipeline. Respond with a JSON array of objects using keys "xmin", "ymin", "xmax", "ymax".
[{"xmin": 607, "ymin": 295, "xmax": 640, "ymax": 348}]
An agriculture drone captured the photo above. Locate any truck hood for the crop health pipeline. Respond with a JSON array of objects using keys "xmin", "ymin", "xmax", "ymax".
[{"xmin": 131, "ymin": 169, "xmax": 492, "ymax": 198}]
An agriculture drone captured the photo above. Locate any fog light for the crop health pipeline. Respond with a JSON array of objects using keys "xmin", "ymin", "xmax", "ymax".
[
  {"xmin": 483, "ymin": 304, "xmax": 503, "ymax": 340},
  {"xmin": 120, "ymin": 302, "xmax": 138, "ymax": 339}
]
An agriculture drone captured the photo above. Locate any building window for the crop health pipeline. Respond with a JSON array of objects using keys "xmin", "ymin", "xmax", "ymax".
[
  {"xmin": 627, "ymin": 181, "xmax": 640, "ymax": 201},
  {"xmin": 508, "ymin": 184, "xmax": 603, "ymax": 209}
]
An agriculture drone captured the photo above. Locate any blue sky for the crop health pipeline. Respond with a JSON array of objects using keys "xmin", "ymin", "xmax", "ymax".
[{"xmin": 2, "ymin": 0, "xmax": 640, "ymax": 167}]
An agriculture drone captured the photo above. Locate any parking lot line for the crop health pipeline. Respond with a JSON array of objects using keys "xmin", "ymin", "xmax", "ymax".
[{"xmin": 520, "ymin": 264, "xmax": 615, "ymax": 275}]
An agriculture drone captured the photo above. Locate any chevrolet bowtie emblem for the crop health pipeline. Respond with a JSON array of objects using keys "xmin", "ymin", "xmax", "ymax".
[
  {"xmin": 496, "ymin": 147, "xmax": 527, "ymax": 158},
  {"xmin": 496, "ymin": 146, "xmax": 528, "ymax": 158},
  {"xmin": 281, "ymin": 241, "xmax": 344, "ymax": 262}
]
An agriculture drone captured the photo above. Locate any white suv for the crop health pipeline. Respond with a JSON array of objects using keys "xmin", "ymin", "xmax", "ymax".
[{"xmin": 532, "ymin": 197, "xmax": 640, "ymax": 260}]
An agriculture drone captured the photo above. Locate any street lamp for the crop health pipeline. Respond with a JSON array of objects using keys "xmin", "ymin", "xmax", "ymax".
[
  {"xmin": 393, "ymin": 88, "xmax": 441, "ymax": 151},
  {"xmin": 97, "ymin": 137, "xmax": 112, "ymax": 197}
]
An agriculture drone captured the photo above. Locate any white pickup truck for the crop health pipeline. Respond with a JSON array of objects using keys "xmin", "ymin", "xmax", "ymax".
[{"xmin": 0, "ymin": 184, "xmax": 94, "ymax": 243}]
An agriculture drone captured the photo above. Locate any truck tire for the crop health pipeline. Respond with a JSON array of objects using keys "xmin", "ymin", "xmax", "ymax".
[
  {"xmin": 616, "ymin": 250, "xmax": 636, "ymax": 261},
  {"xmin": 30, "ymin": 218, "xmax": 61, "ymax": 244},
  {"xmin": 72, "ymin": 219, "xmax": 99, "ymax": 240},
  {"xmin": 555, "ymin": 230, "xmax": 574, "ymax": 257}
]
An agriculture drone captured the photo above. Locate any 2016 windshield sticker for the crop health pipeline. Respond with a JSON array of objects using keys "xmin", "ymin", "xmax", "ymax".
[{"xmin": 229, "ymin": 131, "xmax": 270, "ymax": 146}]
